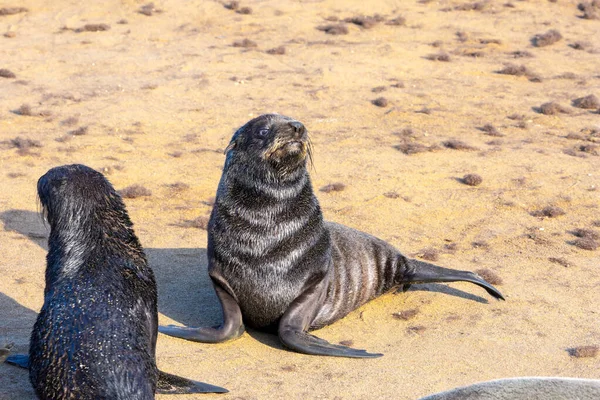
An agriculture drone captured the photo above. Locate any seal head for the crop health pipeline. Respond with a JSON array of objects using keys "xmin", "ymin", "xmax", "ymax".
[{"xmin": 225, "ymin": 114, "xmax": 311, "ymax": 178}]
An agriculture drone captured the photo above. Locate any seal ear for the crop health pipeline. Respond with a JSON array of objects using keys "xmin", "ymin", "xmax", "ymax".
[
  {"xmin": 224, "ymin": 139, "xmax": 237, "ymax": 155},
  {"xmin": 224, "ymin": 128, "xmax": 242, "ymax": 155}
]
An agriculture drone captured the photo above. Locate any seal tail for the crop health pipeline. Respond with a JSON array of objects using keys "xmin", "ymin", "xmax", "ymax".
[
  {"xmin": 403, "ymin": 259, "xmax": 505, "ymax": 301},
  {"xmin": 157, "ymin": 370, "xmax": 228, "ymax": 394}
]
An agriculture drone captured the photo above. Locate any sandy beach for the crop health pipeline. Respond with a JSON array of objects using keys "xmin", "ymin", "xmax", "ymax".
[{"xmin": 1, "ymin": 0, "xmax": 599, "ymax": 398}]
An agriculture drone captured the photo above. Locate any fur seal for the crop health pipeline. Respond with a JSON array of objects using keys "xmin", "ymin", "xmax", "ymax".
[
  {"xmin": 5, "ymin": 164, "xmax": 227, "ymax": 398},
  {"xmin": 418, "ymin": 377, "xmax": 600, "ymax": 400},
  {"xmin": 159, "ymin": 114, "xmax": 505, "ymax": 358}
]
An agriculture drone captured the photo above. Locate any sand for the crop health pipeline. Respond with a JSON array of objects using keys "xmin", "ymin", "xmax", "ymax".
[{"xmin": 1, "ymin": 0, "xmax": 599, "ymax": 399}]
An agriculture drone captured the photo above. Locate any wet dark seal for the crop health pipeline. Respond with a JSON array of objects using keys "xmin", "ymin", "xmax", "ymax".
[
  {"xmin": 159, "ymin": 115, "xmax": 505, "ymax": 358},
  {"xmin": 5, "ymin": 164, "xmax": 227, "ymax": 398}
]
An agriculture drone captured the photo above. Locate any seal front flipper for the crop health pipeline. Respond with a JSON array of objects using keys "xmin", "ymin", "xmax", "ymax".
[
  {"xmin": 406, "ymin": 260, "xmax": 505, "ymax": 301},
  {"xmin": 159, "ymin": 282, "xmax": 245, "ymax": 343},
  {"xmin": 0, "ymin": 343, "xmax": 15, "ymax": 364},
  {"xmin": 157, "ymin": 370, "xmax": 228, "ymax": 394},
  {"xmin": 278, "ymin": 278, "xmax": 383, "ymax": 358},
  {"xmin": 5, "ymin": 353, "xmax": 29, "ymax": 369}
]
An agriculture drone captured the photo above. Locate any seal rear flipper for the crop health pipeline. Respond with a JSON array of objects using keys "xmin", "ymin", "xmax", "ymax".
[
  {"xmin": 407, "ymin": 260, "xmax": 505, "ymax": 301},
  {"xmin": 278, "ymin": 276, "xmax": 383, "ymax": 358},
  {"xmin": 279, "ymin": 329, "xmax": 383, "ymax": 358},
  {"xmin": 4, "ymin": 353, "xmax": 29, "ymax": 369},
  {"xmin": 159, "ymin": 283, "xmax": 244, "ymax": 343},
  {"xmin": 157, "ymin": 370, "xmax": 228, "ymax": 394}
]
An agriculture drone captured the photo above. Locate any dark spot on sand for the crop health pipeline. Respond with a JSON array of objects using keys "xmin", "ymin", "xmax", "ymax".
[
  {"xmin": 475, "ymin": 268, "xmax": 503, "ymax": 285},
  {"xmin": 532, "ymin": 29, "xmax": 562, "ymax": 47},
  {"xmin": 117, "ymin": 19, "xmax": 128, "ymax": 24},
  {"xmin": 578, "ymin": 1, "xmax": 600, "ymax": 19},
  {"xmin": 443, "ymin": 139, "xmax": 476, "ymax": 150},
  {"xmin": 372, "ymin": 97, "xmax": 388, "ymax": 107},
  {"xmin": 480, "ymin": 124, "xmax": 503, "ymax": 137},
  {"xmin": 572, "ymin": 237, "xmax": 599, "ymax": 250},
  {"xmin": 119, "ymin": 184, "xmax": 152, "ymax": 198},
  {"xmin": 320, "ymin": 182, "xmax": 346, "ymax": 193},
  {"xmin": 394, "ymin": 142, "xmax": 439, "ymax": 155},
  {"xmin": 0, "ymin": 7, "xmax": 28, "ymax": 15},
  {"xmin": 61, "ymin": 116, "xmax": 79, "ymax": 126},
  {"xmin": 572, "ymin": 94, "xmax": 599, "ymax": 109},
  {"xmin": 556, "ymin": 72, "xmax": 578, "ymax": 80},
  {"xmin": 386, "ymin": 16, "xmax": 406, "ymax": 26},
  {"xmin": 508, "ymin": 50, "xmax": 534, "ymax": 58},
  {"xmin": 425, "ymin": 52, "xmax": 451, "ymax": 62},
  {"xmin": 462, "ymin": 174, "xmax": 483, "ymax": 186},
  {"xmin": 497, "ymin": 63, "xmax": 541, "ymax": 82},
  {"xmin": 344, "ymin": 14, "xmax": 384, "ymax": 29},
  {"xmin": 7, "ymin": 172, "xmax": 25, "ymax": 178},
  {"xmin": 538, "ymin": 102, "xmax": 571, "ymax": 115},
  {"xmin": 281, "ymin": 365, "xmax": 296, "ymax": 372},
  {"xmin": 237, "ymin": 6, "xmax": 252, "ymax": 15},
  {"xmin": 472, "ymin": 241, "xmax": 490, "ymax": 249},
  {"xmin": 233, "ymin": 38, "xmax": 257, "ymax": 48},
  {"xmin": 9, "ymin": 137, "xmax": 42, "ymax": 150},
  {"xmin": 0, "ymin": 68, "xmax": 16, "ymax": 78},
  {"xmin": 444, "ymin": 242, "xmax": 458, "ymax": 253},
  {"xmin": 224, "ymin": 1, "xmax": 239, "ymax": 10},
  {"xmin": 384, "ymin": 191, "xmax": 400, "ymax": 199},
  {"xmin": 456, "ymin": 31, "xmax": 468, "ymax": 42},
  {"xmin": 178, "ymin": 216, "xmax": 210, "ymax": 230},
  {"xmin": 570, "ymin": 41, "xmax": 590, "ymax": 50},
  {"xmin": 139, "ymin": 3, "xmax": 162, "ymax": 16},
  {"xmin": 338, "ymin": 340, "xmax": 354, "ymax": 346},
  {"xmin": 14, "ymin": 103, "xmax": 33, "ymax": 116},
  {"xmin": 548, "ymin": 257, "xmax": 572, "ymax": 268},
  {"xmin": 453, "ymin": 1, "xmax": 490, "ymax": 11},
  {"xmin": 372, "ymin": 86, "xmax": 387, "ymax": 93},
  {"xmin": 166, "ymin": 182, "xmax": 189, "ymax": 192},
  {"xmin": 572, "ymin": 228, "xmax": 600, "ymax": 240},
  {"xmin": 317, "ymin": 24, "xmax": 348, "ymax": 35},
  {"xmin": 531, "ymin": 206, "xmax": 565, "ymax": 218},
  {"xmin": 69, "ymin": 126, "xmax": 88, "ymax": 136},
  {"xmin": 568, "ymin": 345, "xmax": 599, "ymax": 358},
  {"xmin": 393, "ymin": 309, "xmax": 419, "ymax": 320},
  {"xmin": 266, "ymin": 46, "xmax": 285, "ymax": 55},
  {"xmin": 76, "ymin": 24, "xmax": 110, "ymax": 32},
  {"xmin": 407, "ymin": 325, "xmax": 426, "ymax": 334},
  {"xmin": 419, "ymin": 248, "xmax": 439, "ymax": 261},
  {"xmin": 507, "ymin": 114, "xmax": 525, "ymax": 121}
]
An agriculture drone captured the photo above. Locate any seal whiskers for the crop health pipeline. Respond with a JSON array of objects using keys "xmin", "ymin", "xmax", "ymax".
[{"xmin": 159, "ymin": 114, "xmax": 504, "ymax": 358}]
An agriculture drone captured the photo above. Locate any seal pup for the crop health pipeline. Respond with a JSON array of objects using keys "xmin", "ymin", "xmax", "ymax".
[
  {"xmin": 418, "ymin": 377, "xmax": 600, "ymax": 399},
  {"xmin": 5, "ymin": 164, "xmax": 227, "ymax": 398},
  {"xmin": 159, "ymin": 114, "xmax": 505, "ymax": 358}
]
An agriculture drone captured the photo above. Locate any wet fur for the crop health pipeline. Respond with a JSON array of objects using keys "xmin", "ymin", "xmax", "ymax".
[
  {"xmin": 22, "ymin": 164, "xmax": 226, "ymax": 399},
  {"xmin": 32, "ymin": 164, "xmax": 156, "ymax": 399}
]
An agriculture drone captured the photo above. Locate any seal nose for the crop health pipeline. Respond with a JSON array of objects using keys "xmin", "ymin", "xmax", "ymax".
[{"xmin": 289, "ymin": 121, "xmax": 306, "ymax": 137}]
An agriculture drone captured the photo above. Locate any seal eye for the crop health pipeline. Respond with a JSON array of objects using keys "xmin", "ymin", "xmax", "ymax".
[{"xmin": 257, "ymin": 128, "xmax": 269, "ymax": 138}]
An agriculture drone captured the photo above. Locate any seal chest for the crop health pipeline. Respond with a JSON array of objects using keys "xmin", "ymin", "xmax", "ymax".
[{"xmin": 159, "ymin": 114, "xmax": 504, "ymax": 358}]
